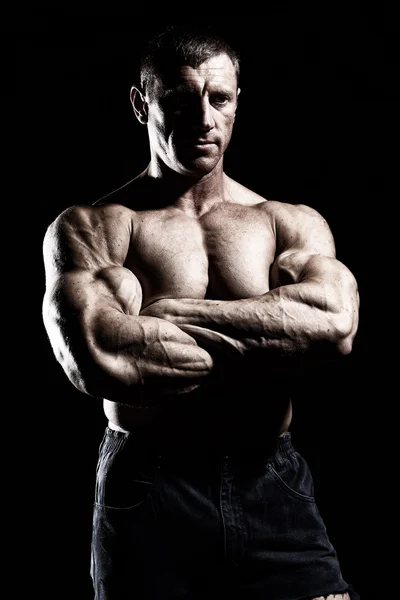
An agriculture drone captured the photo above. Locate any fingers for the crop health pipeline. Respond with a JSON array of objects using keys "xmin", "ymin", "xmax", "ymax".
[{"xmin": 178, "ymin": 324, "xmax": 245, "ymax": 357}]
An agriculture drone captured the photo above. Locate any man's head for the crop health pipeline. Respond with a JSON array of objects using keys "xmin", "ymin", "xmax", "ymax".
[
  {"xmin": 139, "ymin": 24, "xmax": 240, "ymax": 101},
  {"xmin": 130, "ymin": 25, "xmax": 241, "ymax": 177}
]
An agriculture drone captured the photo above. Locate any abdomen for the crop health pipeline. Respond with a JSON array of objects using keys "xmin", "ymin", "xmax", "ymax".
[{"xmin": 103, "ymin": 379, "xmax": 292, "ymax": 449}]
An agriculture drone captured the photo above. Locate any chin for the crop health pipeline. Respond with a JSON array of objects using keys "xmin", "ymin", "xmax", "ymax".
[{"xmin": 178, "ymin": 156, "xmax": 221, "ymax": 177}]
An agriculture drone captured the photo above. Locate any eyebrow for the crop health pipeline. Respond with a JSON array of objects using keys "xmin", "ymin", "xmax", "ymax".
[{"xmin": 162, "ymin": 84, "xmax": 235, "ymax": 99}]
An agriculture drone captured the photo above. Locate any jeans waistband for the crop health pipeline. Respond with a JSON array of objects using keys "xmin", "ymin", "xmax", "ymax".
[{"xmin": 101, "ymin": 426, "xmax": 295, "ymax": 463}]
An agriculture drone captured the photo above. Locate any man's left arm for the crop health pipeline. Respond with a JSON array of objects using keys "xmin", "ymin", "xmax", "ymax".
[{"xmin": 140, "ymin": 203, "xmax": 360, "ymax": 367}]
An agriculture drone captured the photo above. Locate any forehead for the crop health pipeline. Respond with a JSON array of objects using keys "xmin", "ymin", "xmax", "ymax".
[{"xmin": 158, "ymin": 53, "xmax": 238, "ymax": 94}]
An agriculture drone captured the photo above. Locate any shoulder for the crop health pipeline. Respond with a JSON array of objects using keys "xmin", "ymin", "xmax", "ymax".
[
  {"xmin": 43, "ymin": 203, "xmax": 135, "ymax": 271},
  {"xmin": 260, "ymin": 200, "xmax": 330, "ymax": 227},
  {"xmin": 227, "ymin": 176, "xmax": 323, "ymax": 218},
  {"xmin": 45, "ymin": 203, "xmax": 134, "ymax": 240},
  {"xmin": 261, "ymin": 201, "xmax": 335, "ymax": 255},
  {"xmin": 227, "ymin": 178, "xmax": 335, "ymax": 254},
  {"xmin": 227, "ymin": 176, "xmax": 330, "ymax": 228}
]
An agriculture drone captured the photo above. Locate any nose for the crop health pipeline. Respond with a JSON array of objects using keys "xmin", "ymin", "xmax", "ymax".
[{"xmin": 193, "ymin": 97, "xmax": 215, "ymax": 132}]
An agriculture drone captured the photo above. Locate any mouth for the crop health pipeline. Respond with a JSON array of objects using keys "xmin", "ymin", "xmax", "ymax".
[
  {"xmin": 194, "ymin": 142, "xmax": 215, "ymax": 150},
  {"xmin": 194, "ymin": 139, "xmax": 216, "ymax": 145},
  {"xmin": 176, "ymin": 137, "xmax": 218, "ymax": 156},
  {"xmin": 191, "ymin": 140, "xmax": 217, "ymax": 150}
]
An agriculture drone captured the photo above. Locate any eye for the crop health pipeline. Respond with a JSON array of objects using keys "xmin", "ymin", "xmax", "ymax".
[{"xmin": 211, "ymin": 94, "xmax": 229, "ymax": 106}]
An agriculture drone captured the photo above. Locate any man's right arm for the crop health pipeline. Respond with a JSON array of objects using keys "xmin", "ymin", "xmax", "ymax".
[{"xmin": 42, "ymin": 204, "xmax": 213, "ymax": 405}]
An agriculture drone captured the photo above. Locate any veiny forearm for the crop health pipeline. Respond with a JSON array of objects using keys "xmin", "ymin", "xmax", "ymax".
[
  {"xmin": 161, "ymin": 284, "xmax": 349, "ymax": 351},
  {"xmin": 141, "ymin": 264, "xmax": 359, "ymax": 363},
  {"xmin": 90, "ymin": 311, "xmax": 213, "ymax": 394},
  {"xmin": 43, "ymin": 283, "xmax": 213, "ymax": 405}
]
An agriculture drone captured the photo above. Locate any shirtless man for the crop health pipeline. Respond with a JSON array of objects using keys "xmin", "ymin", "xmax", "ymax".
[{"xmin": 42, "ymin": 25, "xmax": 360, "ymax": 600}]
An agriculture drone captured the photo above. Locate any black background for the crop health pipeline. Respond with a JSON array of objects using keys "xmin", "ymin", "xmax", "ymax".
[{"xmin": 12, "ymin": 4, "xmax": 398, "ymax": 599}]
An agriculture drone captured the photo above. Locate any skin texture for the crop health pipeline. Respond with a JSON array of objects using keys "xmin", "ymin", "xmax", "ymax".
[
  {"xmin": 42, "ymin": 51, "xmax": 358, "ymax": 600},
  {"xmin": 43, "ymin": 53, "xmax": 359, "ymax": 447}
]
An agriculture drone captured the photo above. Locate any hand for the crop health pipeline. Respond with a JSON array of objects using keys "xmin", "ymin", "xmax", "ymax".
[
  {"xmin": 140, "ymin": 298, "xmax": 246, "ymax": 358},
  {"xmin": 178, "ymin": 324, "xmax": 246, "ymax": 358}
]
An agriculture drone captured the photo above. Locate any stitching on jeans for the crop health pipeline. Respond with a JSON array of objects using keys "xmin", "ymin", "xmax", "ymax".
[
  {"xmin": 95, "ymin": 445, "xmax": 160, "ymax": 511},
  {"xmin": 268, "ymin": 464, "xmax": 316, "ymax": 502}
]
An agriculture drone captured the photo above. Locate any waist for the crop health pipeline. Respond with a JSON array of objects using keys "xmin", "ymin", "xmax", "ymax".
[
  {"xmin": 101, "ymin": 424, "xmax": 295, "ymax": 460},
  {"xmin": 104, "ymin": 388, "xmax": 292, "ymax": 448}
]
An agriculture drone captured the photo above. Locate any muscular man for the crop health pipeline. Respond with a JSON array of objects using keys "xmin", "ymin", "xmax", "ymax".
[{"xmin": 42, "ymin": 25, "xmax": 360, "ymax": 600}]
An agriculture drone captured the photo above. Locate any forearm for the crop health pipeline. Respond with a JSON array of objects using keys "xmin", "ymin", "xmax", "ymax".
[
  {"xmin": 162, "ymin": 286, "xmax": 346, "ymax": 349},
  {"xmin": 141, "ymin": 275, "xmax": 358, "ymax": 364},
  {"xmin": 44, "ymin": 299, "xmax": 213, "ymax": 404},
  {"xmin": 92, "ymin": 312, "xmax": 213, "ymax": 390}
]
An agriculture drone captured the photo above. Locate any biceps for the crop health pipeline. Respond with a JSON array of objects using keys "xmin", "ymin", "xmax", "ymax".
[
  {"xmin": 43, "ymin": 266, "xmax": 143, "ymax": 342},
  {"xmin": 270, "ymin": 252, "xmax": 350, "ymax": 290},
  {"xmin": 43, "ymin": 267, "xmax": 143, "ymax": 373},
  {"xmin": 270, "ymin": 252, "xmax": 359, "ymax": 320}
]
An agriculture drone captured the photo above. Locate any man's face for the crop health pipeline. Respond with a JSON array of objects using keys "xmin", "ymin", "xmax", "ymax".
[{"xmin": 145, "ymin": 53, "xmax": 240, "ymax": 176}]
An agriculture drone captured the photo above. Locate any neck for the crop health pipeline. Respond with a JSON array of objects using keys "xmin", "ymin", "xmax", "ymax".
[{"xmin": 144, "ymin": 158, "xmax": 231, "ymax": 216}]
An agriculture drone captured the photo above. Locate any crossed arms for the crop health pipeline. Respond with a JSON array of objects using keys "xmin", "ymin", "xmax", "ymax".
[{"xmin": 42, "ymin": 202, "xmax": 359, "ymax": 405}]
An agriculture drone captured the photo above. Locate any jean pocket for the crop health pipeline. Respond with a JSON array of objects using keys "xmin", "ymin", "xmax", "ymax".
[
  {"xmin": 95, "ymin": 442, "xmax": 160, "ymax": 510},
  {"xmin": 268, "ymin": 452, "xmax": 316, "ymax": 502}
]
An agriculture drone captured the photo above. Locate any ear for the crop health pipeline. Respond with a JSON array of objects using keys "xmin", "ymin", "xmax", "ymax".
[
  {"xmin": 234, "ymin": 87, "xmax": 241, "ymax": 118},
  {"xmin": 130, "ymin": 85, "xmax": 148, "ymax": 124}
]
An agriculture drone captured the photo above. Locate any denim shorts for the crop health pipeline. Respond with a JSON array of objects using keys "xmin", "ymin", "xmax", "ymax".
[{"xmin": 91, "ymin": 427, "xmax": 359, "ymax": 599}]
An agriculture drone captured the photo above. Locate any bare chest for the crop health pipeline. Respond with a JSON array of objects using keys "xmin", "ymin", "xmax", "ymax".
[{"xmin": 126, "ymin": 204, "xmax": 275, "ymax": 305}]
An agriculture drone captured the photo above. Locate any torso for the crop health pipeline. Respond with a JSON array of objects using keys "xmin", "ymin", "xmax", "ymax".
[{"xmin": 97, "ymin": 175, "xmax": 293, "ymax": 447}]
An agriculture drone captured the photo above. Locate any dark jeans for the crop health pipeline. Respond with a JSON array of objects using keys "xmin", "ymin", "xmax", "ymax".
[{"xmin": 91, "ymin": 427, "xmax": 359, "ymax": 599}]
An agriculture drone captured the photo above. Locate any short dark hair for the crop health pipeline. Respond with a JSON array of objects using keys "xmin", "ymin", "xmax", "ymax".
[{"xmin": 139, "ymin": 24, "xmax": 241, "ymax": 99}]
